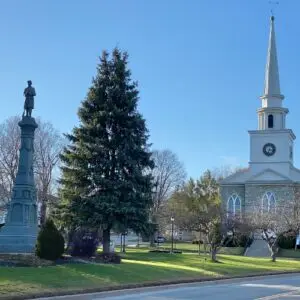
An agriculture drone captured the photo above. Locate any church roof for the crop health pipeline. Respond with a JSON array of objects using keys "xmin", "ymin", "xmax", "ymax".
[
  {"xmin": 262, "ymin": 16, "xmax": 284, "ymax": 100},
  {"xmin": 220, "ymin": 168, "xmax": 295, "ymax": 185}
]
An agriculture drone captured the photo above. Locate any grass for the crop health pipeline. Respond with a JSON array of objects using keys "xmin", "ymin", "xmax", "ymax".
[
  {"xmin": 279, "ymin": 248, "xmax": 300, "ymax": 258},
  {"xmin": 109, "ymin": 242, "xmax": 245, "ymax": 255},
  {"xmin": 155, "ymin": 242, "xmax": 245, "ymax": 255},
  {"xmin": 1, "ymin": 249, "xmax": 300, "ymax": 298}
]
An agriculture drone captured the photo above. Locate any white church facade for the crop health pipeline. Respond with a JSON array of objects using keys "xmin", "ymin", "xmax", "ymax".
[{"xmin": 220, "ymin": 16, "xmax": 300, "ymax": 218}]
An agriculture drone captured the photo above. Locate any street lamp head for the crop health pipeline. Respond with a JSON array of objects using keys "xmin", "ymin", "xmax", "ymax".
[{"xmin": 171, "ymin": 217, "xmax": 174, "ymax": 222}]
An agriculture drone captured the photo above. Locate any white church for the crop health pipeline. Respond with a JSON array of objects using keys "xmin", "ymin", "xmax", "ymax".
[{"xmin": 221, "ymin": 16, "xmax": 300, "ymax": 218}]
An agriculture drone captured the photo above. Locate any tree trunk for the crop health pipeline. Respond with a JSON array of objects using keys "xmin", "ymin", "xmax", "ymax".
[
  {"xmin": 40, "ymin": 201, "xmax": 47, "ymax": 225},
  {"xmin": 102, "ymin": 228, "xmax": 110, "ymax": 253},
  {"xmin": 122, "ymin": 233, "xmax": 126, "ymax": 253},
  {"xmin": 120, "ymin": 234, "xmax": 123, "ymax": 253},
  {"xmin": 198, "ymin": 240, "xmax": 201, "ymax": 255},
  {"xmin": 271, "ymin": 251, "xmax": 276, "ymax": 262},
  {"xmin": 150, "ymin": 233, "xmax": 155, "ymax": 247},
  {"xmin": 66, "ymin": 229, "xmax": 74, "ymax": 253},
  {"xmin": 271, "ymin": 246, "xmax": 277, "ymax": 262},
  {"xmin": 211, "ymin": 246, "xmax": 218, "ymax": 262}
]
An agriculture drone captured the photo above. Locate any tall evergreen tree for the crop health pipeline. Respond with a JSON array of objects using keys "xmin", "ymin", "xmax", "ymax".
[{"xmin": 59, "ymin": 48, "xmax": 154, "ymax": 253}]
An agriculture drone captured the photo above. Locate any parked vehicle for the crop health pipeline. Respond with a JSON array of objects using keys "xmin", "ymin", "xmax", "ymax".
[{"xmin": 155, "ymin": 236, "xmax": 165, "ymax": 243}]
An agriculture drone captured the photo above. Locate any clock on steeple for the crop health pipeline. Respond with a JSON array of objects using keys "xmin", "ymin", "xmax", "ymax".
[{"xmin": 263, "ymin": 143, "xmax": 276, "ymax": 156}]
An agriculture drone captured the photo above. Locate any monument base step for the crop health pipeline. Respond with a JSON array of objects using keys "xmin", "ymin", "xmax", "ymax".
[
  {"xmin": 0, "ymin": 224, "xmax": 38, "ymax": 253},
  {"xmin": 0, "ymin": 236, "xmax": 37, "ymax": 253}
]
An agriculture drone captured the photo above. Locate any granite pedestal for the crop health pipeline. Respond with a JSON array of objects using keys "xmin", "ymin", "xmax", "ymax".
[{"xmin": 0, "ymin": 116, "xmax": 38, "ymax": 253}]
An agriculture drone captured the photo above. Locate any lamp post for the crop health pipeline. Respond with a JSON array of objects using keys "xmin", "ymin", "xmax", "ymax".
[{"xmin": 171, "ymin": 217, "xmax": 174, "ymax": 253}]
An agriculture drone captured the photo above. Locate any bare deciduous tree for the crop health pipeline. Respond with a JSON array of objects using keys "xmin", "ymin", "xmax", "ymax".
[
  {"xmin": 151, "ymin": 149, "xmax": 186, "ymax": 214},
  {"xmin": 0, "ymin": 116, "xmax": 64, "ymax": 225},
  {"xmin": 35, "ymin": 118, "xmax": 65, "ymax": 224},
  {"xmin": 0, "ymin": 116, "xmax": 20, "ymax": 205},
  {"xmin": 246, "ymin": 202, "xmax": 292, "ymax": 262},
  {"xmin": 212, "ymin": 165, "xmax": 249, "ymax": 182},
  {"xmin": 149, "ymin": 149, "xmax": 186, "ymax": 243}
]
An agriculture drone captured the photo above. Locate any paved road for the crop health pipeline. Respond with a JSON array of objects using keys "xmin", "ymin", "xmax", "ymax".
[{"xmin": 38, "ymin": 274, "xmax": 300, "ymax": 300}]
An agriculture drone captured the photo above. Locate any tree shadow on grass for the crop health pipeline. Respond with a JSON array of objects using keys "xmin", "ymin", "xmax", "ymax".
[
  {"xmin": 0, "ymin": 261, "xmax": 219, "ymax": 294},
  {"xmin": 2, "ymin": 252, "xmax": 297, "ymax": 298}
]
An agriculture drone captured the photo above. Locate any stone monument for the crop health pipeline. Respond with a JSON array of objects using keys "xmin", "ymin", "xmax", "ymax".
[{"xmin": 0, "ymin": 81, "xmax": 38, "ymax": 253}]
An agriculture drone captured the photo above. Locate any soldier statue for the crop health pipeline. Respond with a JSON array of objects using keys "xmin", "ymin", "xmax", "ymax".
[{"xmin": 23, "ymin": 80, "xmax": 36, "ymax": 117}]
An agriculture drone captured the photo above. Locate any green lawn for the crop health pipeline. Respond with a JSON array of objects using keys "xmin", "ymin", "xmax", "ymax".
[
  {"xmin": 1, "ymin": 249, "xmax": 300, "ymax": 298},
  {"xmin": 155, "ymin": 242, "xmax": 245, "ymax": 255},
  {"xmin": 110, "ymin": 242, "xmax": 245, "ymax": 255},
  {"xmin": 278, "ymin": 248, "xmax": 300, "ymax": 258}
]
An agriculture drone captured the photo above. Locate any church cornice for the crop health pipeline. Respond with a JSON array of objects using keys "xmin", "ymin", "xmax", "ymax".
[
  {"xmin": 248, "ymin": 161, "xmax": 293, "ymax": 165},
  {"xmin": 245, "ymin": 181, "xmax": 294, "ymax": 185},
  {"xmin": 257, "ymin": 107, "xmax": 288, "ymax": 114},
  {"xmin": 222, "ymin": 181, "xmax": 297, "ymax": 186},
  {"xmin": 260, "ymin": 94, "xmax": 284, "ymax": 101},
  {"xmin": 248, "ymin": 129, "xmax": 296, "ymax": 140}
]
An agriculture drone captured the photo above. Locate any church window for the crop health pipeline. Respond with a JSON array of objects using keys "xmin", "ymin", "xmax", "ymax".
[
  {"xmin": 227, "ymin": 197, "xmax": 234, "ymax": 215},
  {"xmin": 262, "ymin": 192, "xmax": 276, "ymax": 213},
  {"xmin": 235, "ymin": 197, "xmax": 241, "ymax": 215},
  {"xmin": 227, "ymin": 194, "xmax": 241, "ymax": 216},
  {"xmin": 268, "ymin": 114, "xmax": 274, "ymax": 128}
]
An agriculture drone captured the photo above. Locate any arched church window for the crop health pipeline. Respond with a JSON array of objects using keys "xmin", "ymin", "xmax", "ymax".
[
  {"xmin": 235, "ymin": 197, "xmax": 241, "ymax": 215},
  {"xmin": 268, "ymin": 114, "xmax": 274, "ymax": 129},
  {"xmin": 227, "ymin": 197, "xmax": 234, "ymax": 215},
  {"xmin": 262, "ymin": 191, "xmax": 276, "ymax": 213},
  {"xmin": 227, "ymin": 194, "xmax": 241, "ymax": 216},
  {"xmin": 269, "ymin": 193, "xmax": 276, "ymax": 213}
]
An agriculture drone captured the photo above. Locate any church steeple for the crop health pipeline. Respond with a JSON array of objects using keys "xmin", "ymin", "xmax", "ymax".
[
  {"xmin": 260, "ymin": 16, "xmax": 284, "ymax": 109},
  {"xmin": 262, "ymin": 16, "xmax": 283, "ymax": 100},
  {"xmin": 258, "ymin": 15, "xmax": 288, "ymax": 130}
]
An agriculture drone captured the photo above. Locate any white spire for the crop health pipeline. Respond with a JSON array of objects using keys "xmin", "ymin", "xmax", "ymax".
[{"xmin": 262, "ymin": 16, "xmax": 283, "ymax": 100}]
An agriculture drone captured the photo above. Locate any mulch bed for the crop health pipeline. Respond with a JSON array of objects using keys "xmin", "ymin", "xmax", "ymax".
[
  {"xmin": 0, "ymin": 253, "xmax": 123, "ymax": 267},
  {"xmin": 0, "ymin": 254, "xmax": 87, "ymax": 267}
]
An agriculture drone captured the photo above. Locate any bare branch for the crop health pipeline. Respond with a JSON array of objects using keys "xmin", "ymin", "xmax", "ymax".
[{"xmin": 151, "ymin": 149, "xmax": 186, "ymax": 215}]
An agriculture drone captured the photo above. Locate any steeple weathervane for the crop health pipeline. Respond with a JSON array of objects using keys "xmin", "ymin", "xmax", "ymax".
[{"xmin": 268, "ymin": 1, "xmax": 279, "ymax": 17}]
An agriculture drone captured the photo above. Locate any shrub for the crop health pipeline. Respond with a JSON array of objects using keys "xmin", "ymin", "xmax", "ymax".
[
  {"xmin": 236, "ymin": 234, "xmax": 249, "ymax": 247},
  {"xmin": 192, "ymin": 239, "xmax": 204, "ymax": 244},
  {"xmin": 36, "ymin": 219, "xmax": 65, "ymax": 261},
  {"xmin": 245, "ymin": 235, "xmax": 254, "ymax": 248},
  {"xmin": 95, "ymin": 253, "xmax": 121, "ymax": 264},
  {"xmin": 68, "ymin": 228, "xmax": 100, "ymax": 257},
  {"xmin": 149, "ymin": 249, "xmax": 182, "ymax": 254},
  {"xmin": 278, "ymin": 232, "xmax": 296, "ymax": 249}
]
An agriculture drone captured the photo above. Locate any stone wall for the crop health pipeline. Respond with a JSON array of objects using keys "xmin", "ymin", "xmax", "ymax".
[{"xmin": 244, "ymin": 184, "xmax": 295, "ymax": 216}]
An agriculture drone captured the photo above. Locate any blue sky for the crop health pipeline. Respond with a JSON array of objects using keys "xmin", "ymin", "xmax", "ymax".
[{"xmin": 0, "ymin": 0, "xmax": 300, "ymax": 178}]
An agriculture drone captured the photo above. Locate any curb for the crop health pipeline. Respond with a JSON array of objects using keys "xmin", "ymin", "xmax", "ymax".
[{"xmin": 2, "ymin": 270, "xmax": 300, "ymax": 300}]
